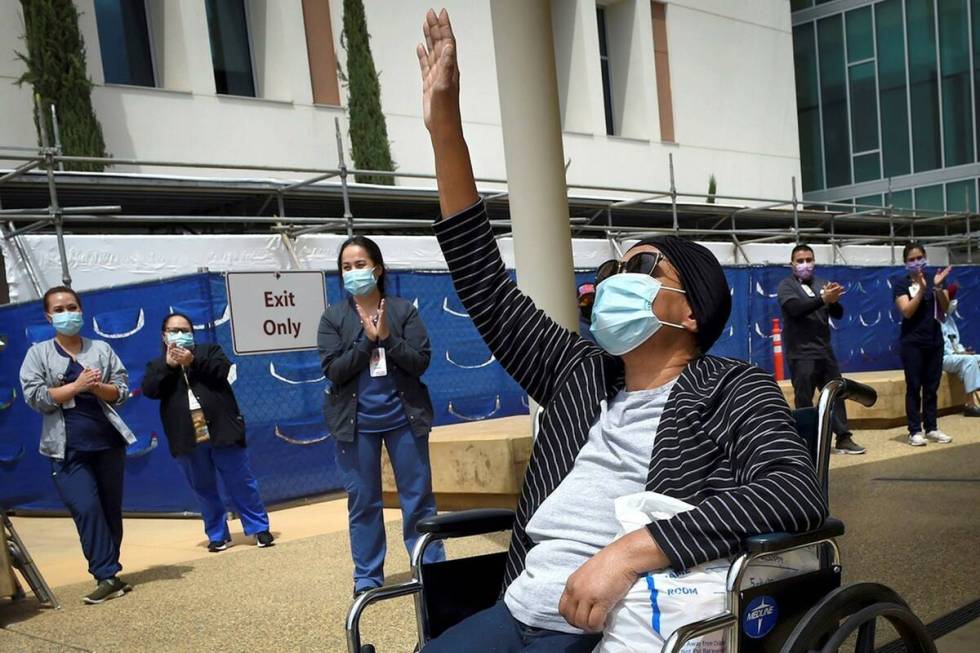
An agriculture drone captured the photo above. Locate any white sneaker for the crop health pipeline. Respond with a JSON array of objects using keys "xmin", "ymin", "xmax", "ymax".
[
  {"xmin": 907, "ymin": 432, "xmax": 928, "ymax": 446},
  {"xmin": 925, "ymin": 430, "xmax": 952, "ymax": 444}
]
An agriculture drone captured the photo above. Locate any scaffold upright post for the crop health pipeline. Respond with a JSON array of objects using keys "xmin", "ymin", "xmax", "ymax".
[
  {"xmin": 791, "ymin": 176, "xmax": 800, "ymax": 244},
  {"xmin": 36, "ymin": 98, "xmax": 70, "ymax": 287},
  {"xmin": 668, "ymin": 153, "xmax": 678, "ymax": 233},
  {"xmin": 335, "ymin": 117, "xmax": 354, "ymax": 238}
]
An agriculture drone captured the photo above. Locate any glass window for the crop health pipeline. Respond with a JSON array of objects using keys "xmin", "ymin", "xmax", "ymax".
[
  {"xmin": 205, "ymin": 0, "xmax": 256, "ymax": 97},
  {"xmin": 93, "ymin": 0, "xmax": 155, "ymax": 87},
  {"xmin": 890, "ymin": 189, "xmax": 914, "ymax": 210},
  {"xmin": 791, "ymin": 0, "xmax": 812, "ymax": 10},
  {"xmin": 938, "ymin": 0, "xmax": 974, "ymax": 166},
  {"xmin": 946, "ymin": 179, "xmax": 978, "ymax": 211},
  {"xmin": 597, "ymin": 7, "xmax": 614, "ymax": 136},
  {"xmin": 853, "ymin": 152, "xmax": 881, "ymax": 182},
  {"xmin": 974, "ymin": 0, "xmax": 980, "ymax": 159},
  {"xmin": 849, "ymin": 62, "xmax": 879, "ymax": 154},
  {"xmin": 818, "ymin": 15, "xmax": 851, "ymax": 187},
  {"xmin": 794, "ymin": 23, "xmax": 824, "ymax": 191},
  {"xmin": 914, "ymin": 184, "xmax": 945, "ymax": 211},
  {"xmin": 875, "ymin": 0, "xmax": 911, "ymax": 177},
  {"xmin": 906, "ymin": 0, "xmax": 942, "ymax": 172},
  {"xmin": 845, "ymin": 7, "xmax": 874, "ymax": 62},
  {"xmin": 856, "ymin": 194, "xmax": 883, "ymax": 206}
]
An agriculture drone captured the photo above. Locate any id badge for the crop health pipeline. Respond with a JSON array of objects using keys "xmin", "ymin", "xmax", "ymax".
[
  {"xmin": 370, "ymin": 348, "xmax": 388, "ymax": 377},
  {"xmin": 801, "ymin": 284, "xmax": 815, "ymax": 298}
]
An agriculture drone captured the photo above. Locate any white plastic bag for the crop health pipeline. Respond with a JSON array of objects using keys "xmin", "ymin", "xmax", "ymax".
[{"xmin": 596, "ymin": 492, "xmax": 819, "ymax": 653}]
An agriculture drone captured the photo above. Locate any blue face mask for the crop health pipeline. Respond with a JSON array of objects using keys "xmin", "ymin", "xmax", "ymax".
[
  {"xmin": 343, "ymin": 267, "xmax": 378, "ymax": 296},
  {"xmin": 50, "ymin": 311, "xmax": 84, "ymax": 336},
  {"xmin": 905, "ymin": 258, "xmax": 927, "ymax": 273},
  {"xmin": 166, "ymin": 332, "xmax": 195, "ymax": 349},
  {"xmin": 590, "ymin": 273, "xmax": 686, "ymax": 356}
]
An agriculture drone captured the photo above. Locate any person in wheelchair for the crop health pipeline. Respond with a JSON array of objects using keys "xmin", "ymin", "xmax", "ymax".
[{"xmin": 415, "ymin": 10, "xmax": 827, "ymax": 651}]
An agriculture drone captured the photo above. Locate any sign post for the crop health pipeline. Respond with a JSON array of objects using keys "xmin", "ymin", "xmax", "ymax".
[{"xmin": 226, "ymin": 271, "xmax": 326, "ymax": 355}]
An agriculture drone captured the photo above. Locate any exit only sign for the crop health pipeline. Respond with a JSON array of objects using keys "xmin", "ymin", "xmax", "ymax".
[{"xmin": 226, "ymin": 271, "xmax": 326, "ymax": 355}]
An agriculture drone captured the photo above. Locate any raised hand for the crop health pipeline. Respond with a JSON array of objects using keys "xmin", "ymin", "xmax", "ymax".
[
  {"xmin": 74, "ymin": 368, "xmax": 101, "ymax": 393},
  {"xmin": 165, "ymin": 344, "xmax": 181, "ymax": 368},
  {"xmin": 821, "ymin": 282, "xmax": 844, "ymax": 304},
  {"xmin": 934, "ymin": 265, "xmax": 952, "ymax": 288},
  {"xmin": 173, "ymin": 347, "xmax": 194, "ymax": 368},
  {"xmin": 417, "ymin": 8, "xmax": 460, "ymax": 134},
  {"xmin": 376, "ymin": 300, "xmax": 390, "ymax": 341}
]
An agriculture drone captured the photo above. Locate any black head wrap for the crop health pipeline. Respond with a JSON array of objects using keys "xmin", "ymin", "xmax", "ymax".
[{"xmin": 631, "ymin": 236, "xmax": 731, "ymax": 352}]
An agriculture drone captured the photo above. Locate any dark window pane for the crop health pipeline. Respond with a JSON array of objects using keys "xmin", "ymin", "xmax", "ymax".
[
  {"xmin": 597, "ymin": 8, "xmax": 614, "ymax": 136},
  {"xmin": 791, "ymin": 0, "xmax": 812, "ymax": 10},
  {"xmin": 915, "ymin": 184, "xmax": 945, "ymax": 210},
  {"xmin": 818, "ymin": 15, "xmax": 851, "ymax": 187},
  {"xmin": 974, "ymin": 0, "xmax": 980, "ymax": 161},
  {"xmin": 94, "ymin": 0, "xmax": 155, "ymax": 86},
  {"xmin": 853, "ymin": 152, "xmax": 881, "ymax": 182},
  {"xmin": 845, "ymin": 7, "xmax": 873, "ymax": 62},
  {"xmin": 876, "ymin": 0, "xmax": 911, "ymax": 177},
  {"xmin": 889, "ymin": 189, "xmax": 913, "ymax": 209},
  {"xmin": 849, "ymin": 62, "xmax": 879, "ymax": 154},
  {"xmin": 938, "ymin": 0, "xmax": 974, "ymax": 166},
  {"xmin": 945, "ymin": 179, "xmax": 977, "ymax": 210},
  {"xmin": 205, "ymin": 0, "xmax": 256, "ymax": 97},
  {"xmin": 906, "ymin": 0, "xmax": 942, "ymax": 171},
  {"xmin": 794, "ymin": 23, "xmax": 824, "ymax": 191},
  {"xmin": 856, "ymin": 194, "xmax": 883, "ymax": 206}
]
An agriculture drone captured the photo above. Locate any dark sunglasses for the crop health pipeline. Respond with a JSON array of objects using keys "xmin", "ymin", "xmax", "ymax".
[{"xmin": 595, "ymin": 251, "xmax": 666, "ymax": 285}]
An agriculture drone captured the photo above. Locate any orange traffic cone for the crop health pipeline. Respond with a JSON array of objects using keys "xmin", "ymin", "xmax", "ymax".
[{"xmin": 771, "ymin": 318, "xmax": 785, "ymax": 381}]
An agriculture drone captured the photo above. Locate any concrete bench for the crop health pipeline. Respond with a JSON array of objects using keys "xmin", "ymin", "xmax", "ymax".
[{"xmin": 778, "ymin": 369, "xmax": 966, "ymax": 428}]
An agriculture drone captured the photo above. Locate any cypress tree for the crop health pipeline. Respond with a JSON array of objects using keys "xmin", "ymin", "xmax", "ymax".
[
  {"xmin": 341, "ymin": 0, "xmax": 395, "ymax": 185},
  {"xmin": 16, "ymin": 0, "xmax": 108, "ymax": 172}
]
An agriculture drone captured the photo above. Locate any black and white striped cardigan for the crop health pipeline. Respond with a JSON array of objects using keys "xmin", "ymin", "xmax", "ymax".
[{"xmin": 433, "ymin": 202, "xmax": 828, "ymax": 588}]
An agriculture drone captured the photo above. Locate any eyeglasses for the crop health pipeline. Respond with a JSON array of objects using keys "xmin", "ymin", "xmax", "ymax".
[
  {"xmin": 164, "ymin": 327, "xmax": 192, "ymax": 334},
  {"xmin": 595, "ymin": 251, "xmax": 666, "ymax": 285}
]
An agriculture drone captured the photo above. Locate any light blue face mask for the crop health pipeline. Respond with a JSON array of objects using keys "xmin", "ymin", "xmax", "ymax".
[
  {"xmin": 590, "ymin": 273, "xmax": 686, "ymax": 356},
  {"xmin": 166, "ymin": 331, "xmax": 195, "ymax": 349},
  {"xmin": 343, "ymin": 267, "xmax": 378, "ymax": 296},
  {"xmin": 50, "ymin": 311, "xmax": 84, "ymax": 336}
]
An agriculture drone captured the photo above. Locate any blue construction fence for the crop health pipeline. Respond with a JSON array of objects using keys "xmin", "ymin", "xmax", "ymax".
[{"xmin": 1, "ymin": 266, "xmax": 977, "ymax": 513}]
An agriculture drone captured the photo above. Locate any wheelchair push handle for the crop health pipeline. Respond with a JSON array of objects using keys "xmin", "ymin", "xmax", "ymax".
[{"xmin": 833, "ymin": 378, "xmax": 877, "ymax": 408}]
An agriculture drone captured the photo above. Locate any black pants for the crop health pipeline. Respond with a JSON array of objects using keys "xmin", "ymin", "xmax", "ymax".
[
  {"xmin": 788, "ymin": 357, "xmax": 851, "ymax": 440},
  {"xmin": 50, "ymin": 447, "xmax": 125, "ymax": 581},
  {"xmin": 900, "ymin": 343, "xmax": 943, "ymax": 434}
]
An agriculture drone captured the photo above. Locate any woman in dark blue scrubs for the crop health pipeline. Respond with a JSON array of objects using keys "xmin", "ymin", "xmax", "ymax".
[{"xmin": 19, "ymin": 287, "xmax": 136, "ymax": 604}]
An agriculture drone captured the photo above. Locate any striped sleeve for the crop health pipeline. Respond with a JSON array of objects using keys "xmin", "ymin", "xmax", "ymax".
[
  {"xmin": 646, "ymin": 366, "xmax": 828, "ymax": 572},
  {"xmin": 433, "ymin": 201, "xmax": 589, "ymax": 406}
]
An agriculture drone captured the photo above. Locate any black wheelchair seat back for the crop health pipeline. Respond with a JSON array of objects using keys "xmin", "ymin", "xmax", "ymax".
[{"xmin": 421, "ymin": 551, "xmax": 508, "ymax": 639}]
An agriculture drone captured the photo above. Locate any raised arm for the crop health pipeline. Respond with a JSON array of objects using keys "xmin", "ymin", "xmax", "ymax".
[{"xmin": 419, "ymin": 9, "xmax": 592, "ymax": 406}]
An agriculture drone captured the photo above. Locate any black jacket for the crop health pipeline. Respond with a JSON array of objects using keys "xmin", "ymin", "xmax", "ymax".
[
  {"xmin": 143, "ymin": 343, "xmax": 246, "ymax": 457},
  {"xmin": 777, "ymin": 274, "xmax": 844, "ymax": 360},
  {"xmin": 317, "ymin": 295, "xmax": 433, "ymax": 442}
]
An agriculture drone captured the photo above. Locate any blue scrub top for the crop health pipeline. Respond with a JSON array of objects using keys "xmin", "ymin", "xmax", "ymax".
[
  {"xmin": 55, "ymin": 341, "xmax": 123, "ymax": 451},
  {"xmin": 355, "ymin": 342, "xmax": 408, "ymax": 434}
]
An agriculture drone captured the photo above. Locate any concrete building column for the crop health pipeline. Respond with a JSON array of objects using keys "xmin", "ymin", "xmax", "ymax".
[{"xmin": 490, "ymin": 0, "xmax": 579, "ymax": 333}]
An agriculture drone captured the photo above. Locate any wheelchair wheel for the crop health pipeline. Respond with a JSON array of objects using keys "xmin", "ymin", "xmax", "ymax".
[{"xmin": 781, "ymin": 583, "xmax": 935, "ymax": 653}]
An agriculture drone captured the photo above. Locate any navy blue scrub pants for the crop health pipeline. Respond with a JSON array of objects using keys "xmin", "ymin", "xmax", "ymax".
[
  {"xmin": 175, "ymin": 442, "xmax": 270, "ymax": 543},
  {"xmin": 337, "ymin": 423, "xmax": 445, "ymax": 592},
  {"xmin": 900, "ymin": 343, "xmax": 943, "ymax": 434},
  {"xmin": 50, "ymin": 446, "xmax": 125, "ymax": 582},
  {"xmin": 421, "ymin": 600, "xmax": 602, "ymax": 653}
]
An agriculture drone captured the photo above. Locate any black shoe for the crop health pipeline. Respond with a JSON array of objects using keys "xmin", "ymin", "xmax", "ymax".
[
  {"xmin": 832, "ymin": 437, "xmax": 866, "ymax": 455},
  {"xmin": 255, "ymin": 531, "xmax": 275, "ymax": 548},
  {"xmin": 83, "ymin": 577, "xmax": 128, "ymax": 605},
  {"xmin": 965, "ymin": 406, "xmax": 980, "ymax": 417},
  {"xmin": 207, "ymin": 539, "xmax": 230, "ymax": 553}
]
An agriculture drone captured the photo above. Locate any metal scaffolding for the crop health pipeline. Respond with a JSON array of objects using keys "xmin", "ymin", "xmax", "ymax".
[{"xmin": 1, "ymin": 121, "xmax": 977, "ymax": 298}]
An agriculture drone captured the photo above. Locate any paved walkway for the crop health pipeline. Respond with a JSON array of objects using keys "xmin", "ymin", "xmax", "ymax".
[{"xmin": 2, "ymin": 416, "xmax": 978, "ymax": 651}]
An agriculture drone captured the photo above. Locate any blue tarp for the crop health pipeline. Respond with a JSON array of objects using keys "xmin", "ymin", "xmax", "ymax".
[{"xmin": 1, "ymin": 266, "xmax": 977, "ymax": 512}]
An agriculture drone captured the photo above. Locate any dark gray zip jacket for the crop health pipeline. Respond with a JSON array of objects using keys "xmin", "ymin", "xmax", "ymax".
[{"xmin": 317, "ymin": 295, "xmax": 433, "ymax": 442}]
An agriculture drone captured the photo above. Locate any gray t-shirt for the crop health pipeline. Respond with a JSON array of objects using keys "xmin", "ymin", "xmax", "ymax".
[{"xmin": 504, "ymin": 381, "xmax": 675, "ymax": 633}]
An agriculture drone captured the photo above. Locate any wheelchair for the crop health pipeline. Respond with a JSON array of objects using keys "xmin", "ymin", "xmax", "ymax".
[
  {"xmin": 2, "ymin": 505, "xmax": 61, "ymax": 609},
  {"xmin": 346, "ymin": 379, "xmax": 936, "ymax": 653}
]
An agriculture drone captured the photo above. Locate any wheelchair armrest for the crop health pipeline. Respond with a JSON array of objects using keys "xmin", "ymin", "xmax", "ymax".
[
  {"xmin": 744, "ymin": 517, "xmax": 844, "ymax": 554},
  {"xmin": 838, "ymin": 378, "xmax": 877, "ymax": 407},
  {"xmin": 417, "ymin": 509, "xmax": 515, "ymax": 538}
]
